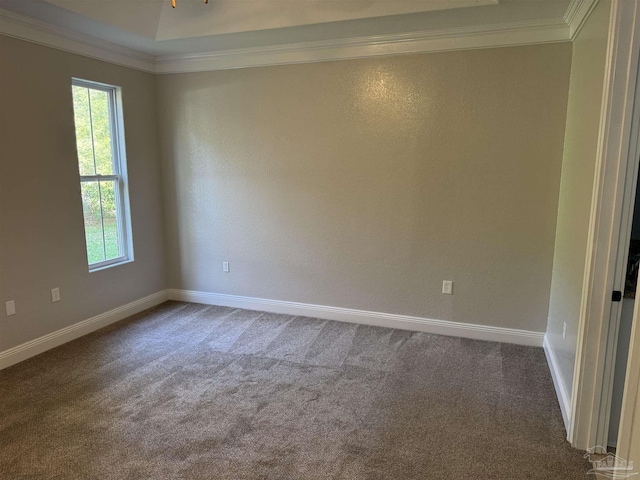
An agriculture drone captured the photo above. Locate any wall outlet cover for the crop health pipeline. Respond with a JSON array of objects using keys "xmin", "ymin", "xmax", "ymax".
[{"xmin": 5, "ymin": 300, "xmax": 16, "ymax": 316}]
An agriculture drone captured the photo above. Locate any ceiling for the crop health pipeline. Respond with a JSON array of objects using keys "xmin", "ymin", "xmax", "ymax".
[
  {"xmin": 0, "ymin": 0, "xmax": 572, "ymax": 57},
  {"xmin": 42, "ymin": 0, "xmax": 503, "ymax": 41}
]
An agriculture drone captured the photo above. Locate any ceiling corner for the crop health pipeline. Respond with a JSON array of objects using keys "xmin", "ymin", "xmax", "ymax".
[
  {"xmin": 564, "ymin": 0, "xmax": 600, "ymax": 40},
  {"xmin": 0, "ymin": 8, "xmax": 155, "ymax": 73}
]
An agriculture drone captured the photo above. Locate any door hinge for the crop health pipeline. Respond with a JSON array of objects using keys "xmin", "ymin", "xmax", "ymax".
[{"xmin": 612, "ymin": 290, "xmax": 623, "ymax": 302}]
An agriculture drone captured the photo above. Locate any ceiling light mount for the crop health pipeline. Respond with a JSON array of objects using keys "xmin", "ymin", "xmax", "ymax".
[{"xmin": 171, "ymin": 0, "xmax": 208, "ymax": 8}]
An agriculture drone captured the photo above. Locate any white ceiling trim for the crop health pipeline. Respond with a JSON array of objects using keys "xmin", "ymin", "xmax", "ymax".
[
  {"xmin": 0, "ymin": 9, "xmax": 155, "ymax": 73},
  {"xmin": 155, "ymin": 19, "xmax": 570, "ymax": 74},
  {"xmin": 1, "ymin": 8, "xmax": 577, "ymax": 75},
  {"xmin": 564, "ymin": 0, "xmax": 600, "ymax": 41}
]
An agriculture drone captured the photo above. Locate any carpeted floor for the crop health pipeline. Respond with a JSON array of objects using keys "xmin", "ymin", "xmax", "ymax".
[{"xmin": 0, "ymin": 301, "xmax": 590, "ymax": 479}]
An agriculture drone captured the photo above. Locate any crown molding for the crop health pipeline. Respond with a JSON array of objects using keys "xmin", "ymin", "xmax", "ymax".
[
  {"xmin": 154, "ymin": 19, "xmax": 570, "ymax": 73},
  {"xmin": 0, "ymin": 9, "xmax": 155, "ymax": 73},
  {"xmin": 0, "ymin": 6, "xmax": 571, "ymax": 75},
  {"xmin": 564, "ymin": 0, "xmax": 600, "ymax": 41}
]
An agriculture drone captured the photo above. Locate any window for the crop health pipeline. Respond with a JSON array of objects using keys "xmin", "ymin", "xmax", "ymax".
[{"xmin": 71, "ymin": 79, "xmax": 133, "ymax": 271}]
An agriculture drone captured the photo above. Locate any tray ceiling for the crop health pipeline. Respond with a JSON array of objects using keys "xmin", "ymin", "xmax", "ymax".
[
  {"xmin": 42, "ymin": 0, "xmax": 500, "ymax": 40},
  {"xmin": 0, "ymin": 0, "xmax": 588, "ymax": 74},
  {"xmin": 0, "ymin": 0, "xmax": 572, "ymax": 57}
]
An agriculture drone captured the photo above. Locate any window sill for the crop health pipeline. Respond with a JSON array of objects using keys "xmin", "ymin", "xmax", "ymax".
[{"xmin": 89, "ymin": 258, "xmax": 133, "ymax": 273}]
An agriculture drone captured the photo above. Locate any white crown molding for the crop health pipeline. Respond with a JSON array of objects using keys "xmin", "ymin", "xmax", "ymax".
[
  {"xmin": 0, "ymin": 290, "xmax": 168, "ymax": 370},
  {"xmin": 0, "ymin": 8, "xmax": 155, "ymax": 73},
  {"xmin": 154, "ymin": 19, "xmax": 570, "ymax": 73},
  {"xmin": 564, "ymin": 0, "xmax": 600, "ymax": 41},
  {"xmin": 168, "ymin": 289, "xmax": 545, "ymax": 347},
  {"xmin": 0, "ymin": 6, "xmax": 571, "ymax": 75}
]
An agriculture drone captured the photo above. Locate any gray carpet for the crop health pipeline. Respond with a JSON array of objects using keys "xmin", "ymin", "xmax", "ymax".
[{"xmin": 0, "ymin": 301, "xmax": 590, "ymax": 479}]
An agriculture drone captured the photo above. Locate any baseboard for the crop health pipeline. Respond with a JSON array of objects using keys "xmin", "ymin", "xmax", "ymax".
[
  {"xmin": 168, "ymin": 289, "xmax": 544, "ymax": 347},
  {"xmin": 0, "ymin": 290, "xmax": 169, "ymax": 370},
  {"xmin": 543, "ymin": 334, "xmax": 571, "ymax": 430}
]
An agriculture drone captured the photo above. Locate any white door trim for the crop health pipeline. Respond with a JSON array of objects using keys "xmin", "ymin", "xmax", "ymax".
[
  {"xmin": 569, "ymin": 0, "xmax": 640, "ymax": 450},
  {"xmin": 615, "ymin": 1, "xmax": 640, "ymax": 461},
  {"xmin": 618, "ymin": 299, "xmax": 640, "ymax": 469},
  {"xmin": 599, "ymin": 7, "xmax": 640, "ymax": 448}
]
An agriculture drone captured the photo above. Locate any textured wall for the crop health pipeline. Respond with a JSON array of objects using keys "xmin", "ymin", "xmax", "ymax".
[
  {"xmin": 158, "ymin": 44, "xmax": 571, "ymax": 332},
  {"xmin": 0, "ymin": 36, "xmax": 166, "ymax": 351},
  {"xmin": 546, "ymin": 0, "xmax": 611, "ymax": 397}
]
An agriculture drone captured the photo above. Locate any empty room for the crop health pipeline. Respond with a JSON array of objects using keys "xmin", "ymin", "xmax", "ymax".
[{"xmin": 3, "ymin": 0, "xmax": 640, "ymax": 478}]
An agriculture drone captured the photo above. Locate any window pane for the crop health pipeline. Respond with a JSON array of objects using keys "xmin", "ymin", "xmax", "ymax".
[
  {"xmin": 73, "ymin": 79, "xmax": 132, "ymax": 270},
  {"xmin": 100, "ymin": 180, "xmax": 122, "ymax": 260},
  {"xmin": 81, "ymin": 181, "xmax": 105, "ymax": 264},
  {"xmin": 72, "ymin": 86, "xmax": 95, "ymax": 176},
  {"xmin": 90, "ymin": 89, "xmax": 115, "ymax": 175}
]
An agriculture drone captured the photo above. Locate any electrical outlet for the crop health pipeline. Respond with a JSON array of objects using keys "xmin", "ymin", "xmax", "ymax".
[
  {"xmin": 5, "ymin": 300, "xmax": 15, "ymax": 316},
  {"xmin": 442, "ymin": 280, "xmax": 453, "ymax": 295},
  {"xmin": 51, "ymin": 287, "xmax": 60, "ymax": 303},
  {"xmin": 223, "ymin": 261, "xmax": 229, "ymax": 273},
  {"xmin": 563, "ymin": 322, "xmax": 567, "ymax": 340}
]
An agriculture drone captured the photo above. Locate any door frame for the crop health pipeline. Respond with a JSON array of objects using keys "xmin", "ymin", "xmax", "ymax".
[
  {"xmin": 569, "ymin": 0, "xmax": 640, "ymax": 451},
  {"xmin": 615, "ymin": 4, "xmax": 640, "ymax": 461}
]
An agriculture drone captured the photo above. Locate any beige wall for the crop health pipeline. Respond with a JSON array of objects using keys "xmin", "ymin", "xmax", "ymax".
[
  {"xmin": 158, "ymin": 44, "xmax": 571, "ymax": 332},
  {"xmin": 0, "ymin": 36, "xmax": 166, "ymax": 351},
  {"xmin": 546, "ymin": 0, "xmax": 611, "ymax": 398}
]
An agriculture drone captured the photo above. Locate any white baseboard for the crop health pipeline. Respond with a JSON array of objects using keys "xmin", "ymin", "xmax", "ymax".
[
  {"xmin": 0, "ymin": 290, "xmax": 168, "ymax": 370},
  {"xmin": 168, "ymin": 289, "xmax": 544, "ymax": 347},
  {"xmin": 544, "ymin": 334, "xmax": 571, "ymax": 430}
]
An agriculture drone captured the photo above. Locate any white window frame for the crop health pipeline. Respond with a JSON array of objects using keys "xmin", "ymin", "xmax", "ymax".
[{"xmin": 72, "ymin": 78, "xmax": 134, "ymax": 272}]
